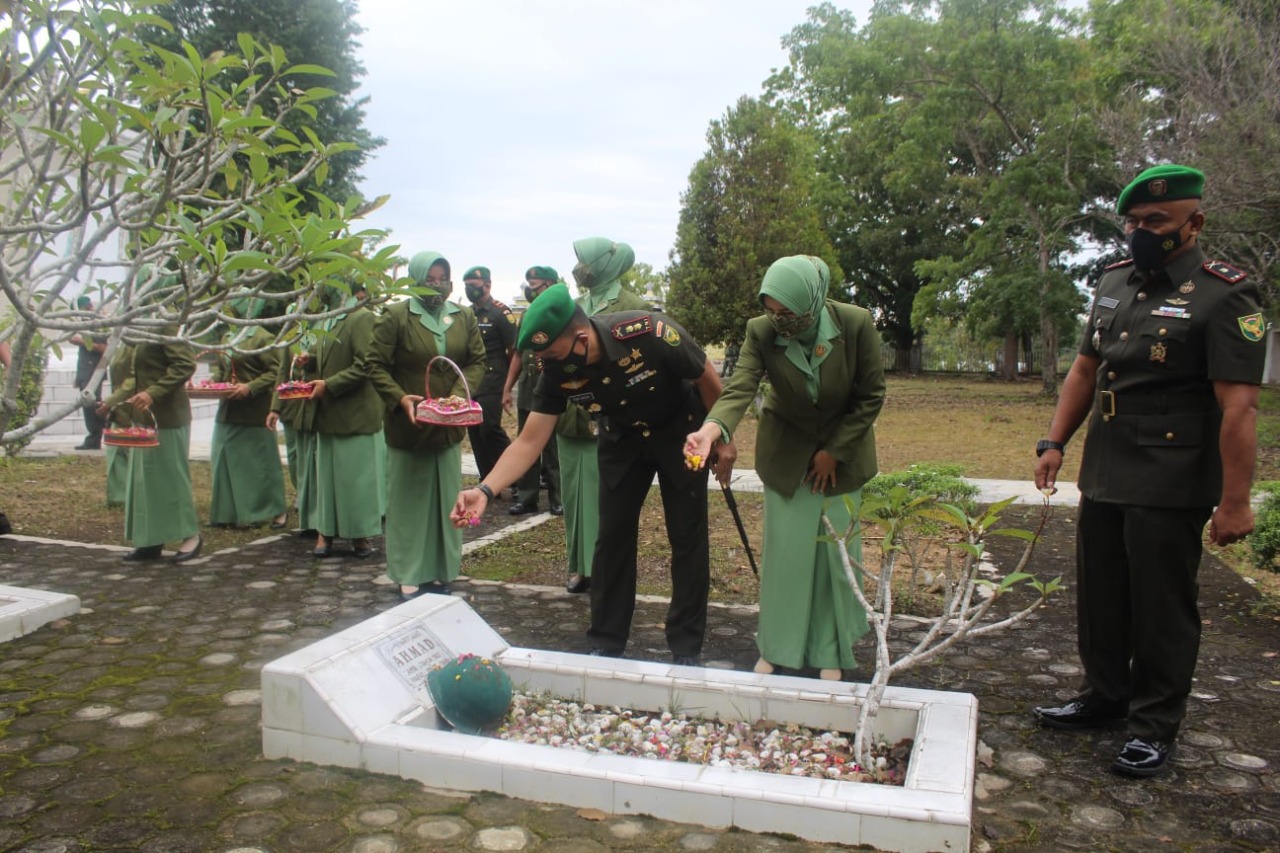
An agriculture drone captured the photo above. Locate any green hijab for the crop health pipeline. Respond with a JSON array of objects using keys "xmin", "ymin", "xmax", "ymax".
[
  {"xmin": 758, "ymin": 255, "xmax": 839, "ymax": 402},
  {"xmin": 407, "ymin": 250, "xmax": 462, "ymax": 351},
  {"xmin": 573, "ymin": 237, "xmax": 635, "ymax": 314}
]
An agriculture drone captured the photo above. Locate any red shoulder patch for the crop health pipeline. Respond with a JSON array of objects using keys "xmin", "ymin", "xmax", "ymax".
[
  {"xmin": 1202, "ymin": 260, "xmax": 1247, "ymax": 284},
  {"xmin": 1104, "ymin": 259, "xmax": 1134, "ymax": 271}
]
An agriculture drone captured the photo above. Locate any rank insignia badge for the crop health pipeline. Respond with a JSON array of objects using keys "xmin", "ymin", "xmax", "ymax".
[
  {"xmin": 611, "ymin": 316, "xmax": 652, "ymax": 340},
  {"xmin": 1149, "ymin": 342, "xmax": 1168, "ymax": 363},
  {"xmin": 1238, "ymin": 312, "xmax": 1265, "ymax": 342}
]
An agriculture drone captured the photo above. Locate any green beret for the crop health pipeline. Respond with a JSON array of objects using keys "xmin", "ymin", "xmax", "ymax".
[
  {"xmin": 516, "ymin": 282, "xmax": 575, "ymax": 351},
  {"xmin": 462, "ymin": 265, "xmax": 490, "ymax": 282},
  {"xmin": 525, "ymin": 265, "xmax": 559, "ymax": 282},
  {"xmin": 1117, "ymin": 164, "xmax": 1205, "ymax": 214}
]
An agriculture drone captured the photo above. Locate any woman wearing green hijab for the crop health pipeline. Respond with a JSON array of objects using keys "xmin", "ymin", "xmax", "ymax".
[
  {"xmin": 208, "ymin": 299, "xmax": 287, "ymax": 528},
  {"xmin": 685, "ymin": 255, "xmax": 885, "ymax": 679},
  {"xmin": 556, "ymin": 237, "xmax": 650, "ymax": 593},
  {"xmin": 368, "ymin": 252, "xmax": 485, "ymax": 599}
]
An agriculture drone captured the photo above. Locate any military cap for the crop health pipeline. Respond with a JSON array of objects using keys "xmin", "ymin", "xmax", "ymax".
[
  {"xmin": 1117, "ymin": 164, "xmax": 1205, "ymax": 214},
  {"xmin": 516, "ymin": 282, "xmax": 575, "ymax": 351},
  {"xmin": 462, "ymin": 265, "xmax": 491, "ymax": 282},
  {"xmin": 525, "ymin": 265, "xmax": 559, "ymax": 282}
]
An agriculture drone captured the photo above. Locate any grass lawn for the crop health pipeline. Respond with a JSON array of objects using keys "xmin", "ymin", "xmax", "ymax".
[{"xmin": 4, "ymin": 376, "xmax": 1278, "ymax": 610}]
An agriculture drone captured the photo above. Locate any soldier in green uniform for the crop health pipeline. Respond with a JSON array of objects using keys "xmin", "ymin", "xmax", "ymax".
[
  {"xmin": 502, "ymin": 266, "xmax": 563, "ymax": 517},
  {"xmin": 551, "ymin": 237, "xmax": 651, "ymax": 592},
  {"xmin": 462, "ymin": 265, "xmax": 516, "ymax": 482},
  {"xmin": 117, "ymin": 330, "xmax": 202, "ymax": 562},
  {"xmin": 369, "ymin": 251, "xmax": 485, "ymax": 599},
  {"xmin": 1033, "ymin": 165, "xmax": 1266, "ymax": 778},
  {"xmin": 99, "ymin": 342, "xmax": 136, "ymax": 507},
  {"xmin": 208, "ymin": 298, "xmax": 287, "ymax": 529},
  {"xmin": 452, "ymin": 283, "xmax": 733, "ymax": 665},
  {"xmin": 305, "ymin": 280, "xmax": 385, "ymax": 558},
  {"xmin": 267, "ymin": 341, "xmax": 319, "ymax": 538}
]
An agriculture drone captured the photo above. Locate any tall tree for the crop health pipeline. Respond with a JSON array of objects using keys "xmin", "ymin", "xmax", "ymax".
[
  {"xmin": 1090, "ymin": 0, "xmax": 1280, "ymax": 314},
  {"xmin": 151, "ymin": 0, "xmax": 382, "ymax": 205},
  {"xmin": 667, "ymin": 96, "xmax": 841, "ymax": 347}
]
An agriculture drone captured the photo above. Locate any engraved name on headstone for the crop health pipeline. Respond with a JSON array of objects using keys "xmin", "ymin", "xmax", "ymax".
[{"xmin": 374, "ymin": 623, "xmax": 453, "ymax": 697}]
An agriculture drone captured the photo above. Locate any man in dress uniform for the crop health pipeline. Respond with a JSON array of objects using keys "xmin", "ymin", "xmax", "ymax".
[
  {"xmin": 462, "ymin": 265, "xmax": 517, "ymax": 482},
  {"xmin": 452, "ymin": 283, "xmax": 734, "ymax": 665},
  {"xmin": 1034, "ymin": 165, "xmax": 1266, "ymax": 778}
]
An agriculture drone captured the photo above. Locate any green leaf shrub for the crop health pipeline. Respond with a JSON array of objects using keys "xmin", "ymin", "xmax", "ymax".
[{"xmin": 1250, "ymin": 482, "xmax": 1280, "ymax": 572}]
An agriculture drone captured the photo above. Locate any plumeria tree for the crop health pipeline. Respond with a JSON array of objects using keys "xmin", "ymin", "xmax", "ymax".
[
  {"xmin": 0, "ymin": 0, "xmax": 397, "ymax": 446},
  {"xmin": 824, "ymin": 490, "xmax": 1061, "ymax": 770}
]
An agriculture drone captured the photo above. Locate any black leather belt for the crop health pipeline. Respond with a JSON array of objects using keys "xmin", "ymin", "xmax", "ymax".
[{"xmin": 1096, "ymin": 390, "xmax": 1216, "ymax": 417}]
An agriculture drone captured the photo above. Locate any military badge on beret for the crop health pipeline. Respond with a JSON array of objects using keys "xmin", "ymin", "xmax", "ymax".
[
  {"xmin": 1148, "ymin": 179, "xmax": 1167, "ymax": 196},
  {"xmin": 532, "ymin": 331, "xmax": 548, "ymax": 346},
  {"xmin": 1238, "ymin": 313, "xmax": 1265, "ymax": 343}
]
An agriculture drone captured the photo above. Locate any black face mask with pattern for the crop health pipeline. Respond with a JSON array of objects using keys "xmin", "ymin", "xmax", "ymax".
[
  {"xmin": 1128, "ymin": 216, "xmax": 1193, "ymax": 272},
  {"xmin": 571, "ymin": 262, "xmax": 596, "ymax": 290}
]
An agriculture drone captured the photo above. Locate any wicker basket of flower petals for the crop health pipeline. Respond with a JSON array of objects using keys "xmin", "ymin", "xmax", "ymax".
[
  {"xmin": 415, "ymin": 356, "xmax": 483, "ymax": 427},
  {"xmin": 186, "ymin": 359, "xmax": 239, "ymax": 399},
  {"xmin": 275, "ymin": 357, "xmax": 315, "ymax": 401},
  {"xmin": 102, "ymin": 405, "xmax": 159, "ymax": 448}
]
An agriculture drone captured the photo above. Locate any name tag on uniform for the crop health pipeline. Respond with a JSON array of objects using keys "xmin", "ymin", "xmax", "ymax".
[
  {"xmin": 1151, "ymin": 306, "xmax": 1191, "ymax": 319},
  {"xmin": 1097, "ymin": 296, "xmax": 1119, "ymax": 309}
]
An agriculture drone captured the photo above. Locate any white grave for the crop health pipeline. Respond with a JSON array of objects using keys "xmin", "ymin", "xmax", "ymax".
[
  {"xmin": 261, "ymin": 596, "xmax": 977, "ymax": 853},
  {"xmin": 0, "ymin": 584, "xmax": 80, "ymax": 643}
]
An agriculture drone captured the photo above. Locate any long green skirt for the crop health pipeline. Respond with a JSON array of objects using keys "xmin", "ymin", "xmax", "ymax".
[
  {"xmin": 209, "ymin": 422, "xmax": 287, "ymax": 526},
  {"xmin": 292, "ymin": 427, "xmax": 319, "ymax": 531},
  {"xmin": 282, "ymin": 422, "xmax": 300, "ymax": 489},
  {"xmin": 758, "ymin": 487, "xmax": 869, "ymax": 670},
  {"xmin": 105, "ymin": 445, "xmax": 129, "ymax": 507},
  {"xmin": 124, "ymin": 425, "xmax": 198, "ymax": 549},
  {"xmin": 314, "ymin": 431, "xmax": 384, "ymax": 539},
  {"xmin": 375, "ymin": 429, "xmax": 388, "ymax": 517},
  {"xmin": 385, "ymin": 444, "xmax": 462, "ymax": 586},
  {"xmin": 557, "ymin": 434, "xmax": 600, "ymax": 578}
]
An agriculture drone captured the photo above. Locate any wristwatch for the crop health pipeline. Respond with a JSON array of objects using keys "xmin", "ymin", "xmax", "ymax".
[
  {"xmin": 1035, "ymin": 439, "xmax": 1066, "ymax": 457},
  {"xmin": 475, "ymin": 483, "xmax": 496, "ymax": 502}
]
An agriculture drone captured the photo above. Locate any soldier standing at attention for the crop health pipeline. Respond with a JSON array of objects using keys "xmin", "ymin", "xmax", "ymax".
[
  {"xmin": 451, "ymin": 283, "xmax": 735, "ymax": 665},
  {"xmin": 1034, "ymin": 165, "xmax": 1266, "ymax": 778},
  {"xmin": 462, "ymin": 265, "xmax": 517, "ymax": 483}
]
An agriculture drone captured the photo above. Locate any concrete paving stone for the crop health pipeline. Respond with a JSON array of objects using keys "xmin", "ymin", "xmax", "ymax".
[
  {"xmin": 410, "ymin": 816, "xmax": 469, "ymax": 841},
  {"xmin": 350, "ymin": 836, "xmax": 400, "ymax": 853},
  {"xmin": 475, "ymin": 826, "xmax": 532, "ymax": 850}
]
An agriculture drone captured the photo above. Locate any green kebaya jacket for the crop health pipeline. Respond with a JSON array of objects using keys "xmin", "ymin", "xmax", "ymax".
[
  {"xmin": 707, "ymin": 300, "xmax": 885, "ymax": 497},
  {"xmin": 367, "ymin": 300, "xmax": 486, "ymax": 451}
]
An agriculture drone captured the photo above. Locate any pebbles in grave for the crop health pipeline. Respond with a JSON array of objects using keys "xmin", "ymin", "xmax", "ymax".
[{"xmin": 493, "ymin": 691, "xmax": 913, "ymax": 786}]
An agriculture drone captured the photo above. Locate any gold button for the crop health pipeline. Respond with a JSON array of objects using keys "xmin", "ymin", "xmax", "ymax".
[
  {"xmin": 1107, "ymin": 371, "xmax": 1116, "ymax": 380},
  {"xmin": 1159, "ymin": 328, "xmax": 1167, "ymax": 336},
  {"xmin": 619, "ymin": 399, "xmax": 627, "ymax": 406},
  {"xmin": 1119, "ymin": 331, "xmax": 1129, "ymax": 341},
  {"xmin": 1103, "ymin": 415, "xmax": 1111, "ymax": 422},
  {"xmin": 642, "ymin": 429, "xmax": 651, "ymax": 437},
  {"xmin": 602, "ymin": 377, "xmax": 611, "ymax": 384},
  {"xmin": 1095, "ymin": 318, "xmax": 1103, "ymax": 328},
  {"xmin": 1166, "ymin": 432, "xmax": 1175, "ymax": 440},
  {"xmin": 1137, "ymin": 292, "xmax": 1148, "ymax": 301}
]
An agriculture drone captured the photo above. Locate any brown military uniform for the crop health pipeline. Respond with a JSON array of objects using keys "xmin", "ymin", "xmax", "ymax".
[{"xmin": 1073, "ymin": 244, "xmax": 1266, "ymax": 741}]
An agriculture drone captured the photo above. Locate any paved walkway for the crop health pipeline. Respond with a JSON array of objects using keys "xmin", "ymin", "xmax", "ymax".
[{"xmin": 3, "ymin": 447, "xmax": 1277, "ymax": 852}]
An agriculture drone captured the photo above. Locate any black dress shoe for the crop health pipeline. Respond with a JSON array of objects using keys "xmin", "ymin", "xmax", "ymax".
[
  {"xmin": 566, "ymin": 573, "xmax": 590, "ymax": 594},
  {"xmin": 352, "ymin": 539, "xmax": 374, "ymax": 559},
  {"xmin": 1033, "ymin": 697, "xmax": 1126, "ymax": 731},
  {"xmin": 1111, "ymin": 736, "xmax": 1176, "ymax": 778},
  {"xmin": 549, "ymin": 504, "xmax": 564, "ymax": 516},
  {"xmin": 171, "ymin": 536, "xmax": 202, "ymax": 563},
  {"xmin": 122, "ymin": 544, "xmax": 164, "ymax": 562},
  {"xmin": 508, "ymin": 501, "xmax": 537, "ymax": 516},
  {"xmin": 672, "ymin": 654, "xmax": 701, "ymax": 667}
]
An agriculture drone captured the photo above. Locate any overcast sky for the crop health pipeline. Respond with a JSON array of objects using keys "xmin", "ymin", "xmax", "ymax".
[{"xmin": 351, "ymin": 1, "xmax": 874, "ymax": 304}]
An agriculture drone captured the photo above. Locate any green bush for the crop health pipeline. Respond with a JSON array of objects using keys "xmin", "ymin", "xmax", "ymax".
[
  {"xmin": 0, "ymin": 323, "xmax": 49, "ymax": 457},
  {"xmin": 1250, "ymin": 482, "xmax": 1280, "ymax": 572},
  {"xmin": 864, "ymin": 462, "xmax": 979, "ymax": 514}
]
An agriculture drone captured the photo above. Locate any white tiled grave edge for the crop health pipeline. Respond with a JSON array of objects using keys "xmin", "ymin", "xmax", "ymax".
[
  {"xmin": 0, "ymin": 584, "xmax": 81, "ymax": 643},
  {"xmin": 261, "ymin": 596, "xmax": 977, "ymax": 853}
]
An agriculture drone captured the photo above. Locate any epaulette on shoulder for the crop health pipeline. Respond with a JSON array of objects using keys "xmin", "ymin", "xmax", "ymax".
[
  {"xmin": 610, "ymin": 314, "xmax": 653, "ymax": 341},
  {"xmin": 1203, "ymin": 260, "xmax": 1247, "ymax": 284},
  {"xmin": 1104, "ymin": 259, "xmax": 1134, "ymax": 271}
]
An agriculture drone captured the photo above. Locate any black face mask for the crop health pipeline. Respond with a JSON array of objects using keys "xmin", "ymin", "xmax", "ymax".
[
  {"xmin": 522, "ymin": 284, "xmax": 542, "ymax": 304},
  {"xmin": 1128, "ymin": 218, "xmax": 1191, "ymax": 272},
  {"xmin": 464, "ymin": 284, "xmax": 486, "ymax": 303},
  {"xmin": 551, "ymin": 333, "xmax": 589, "ymax": 373}
]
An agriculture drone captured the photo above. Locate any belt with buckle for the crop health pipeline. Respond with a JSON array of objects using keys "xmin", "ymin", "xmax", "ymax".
[{"xmin": 1096, "ymin": 390, "xmax": 1215, "ymax": 417}]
